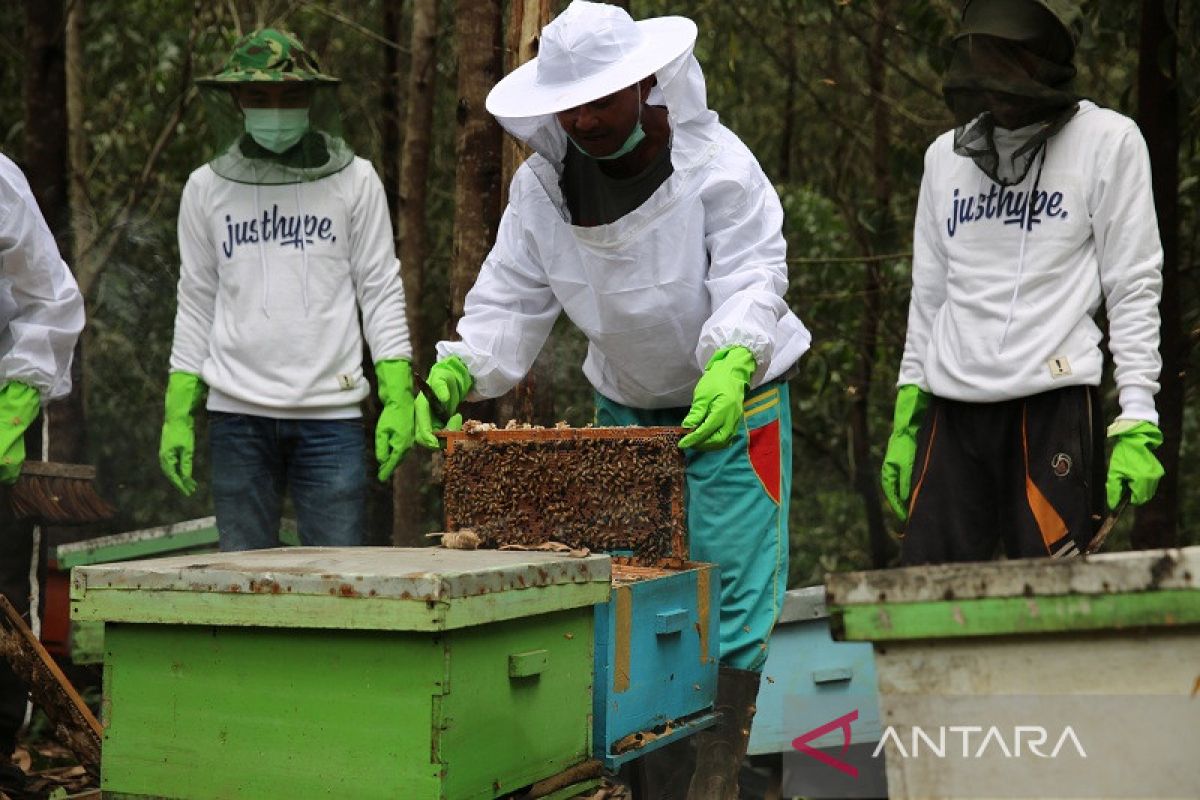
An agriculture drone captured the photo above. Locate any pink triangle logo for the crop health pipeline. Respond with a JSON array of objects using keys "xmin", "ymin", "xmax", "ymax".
[{"xmin": 791, "ymin": 709, "xmax": 859, "ymax": 778}]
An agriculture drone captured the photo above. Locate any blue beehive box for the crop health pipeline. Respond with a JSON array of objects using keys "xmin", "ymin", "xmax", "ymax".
[
  {"xmin": 750, "ymin": 586, "xmax": 882, "ymax": 754},
  {"xmin": 750, "ymin": 585, "xmax": 886, "ymax": 797},
  {"xmin": 438, "ymin": 425, "xmax": 721, "ymax": 771},
  {"xmin": 593, "ymin": 560, "xmax": 720, "ymax": 768}
]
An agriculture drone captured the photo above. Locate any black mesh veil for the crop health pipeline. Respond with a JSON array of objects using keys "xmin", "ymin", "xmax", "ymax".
[
  {"xmin": 941, "ymin": 0, "xmax": 1081, "ymax": 186},
  {"xmin": 199, "ymin": 84, "xmax": 354, "ymax": 185}
]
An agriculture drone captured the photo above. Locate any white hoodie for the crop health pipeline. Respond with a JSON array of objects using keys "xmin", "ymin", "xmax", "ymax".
[
  {"xmin": 900, "ymin": 101, "xmax": 1163, "ymax": 423},
  {"xmin": 437, "ymin": 53, "xmax": 810, "ymax": 409},
  {"xmin": 0, "ymin": 154, "xmax": 84, "ymax": 400},
  {"xmin": 170, "ymin": 156, "xmax": 411, "ymax": 418}
]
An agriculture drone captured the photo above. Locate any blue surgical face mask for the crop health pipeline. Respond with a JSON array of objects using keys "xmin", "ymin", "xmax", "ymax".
[
  {"xmin": 243, "ymin": 107, "xmax": 310, "ymax": 154},
  {"xmin": 569, "ymin": 99, "xmax": 645, "ymax": 161}
]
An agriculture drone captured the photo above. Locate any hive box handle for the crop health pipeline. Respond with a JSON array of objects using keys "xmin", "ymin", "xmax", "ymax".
[
  {"xmin": 655, "ymin": 608, "xmax": 688, "ymax": 635},
  {"xmin": 509, "ymin": 650, "xmax": 550, "ymax": 678},
  {"xmin": 812, "ymin": 667, "xmax": 853, "ymax": 684}
]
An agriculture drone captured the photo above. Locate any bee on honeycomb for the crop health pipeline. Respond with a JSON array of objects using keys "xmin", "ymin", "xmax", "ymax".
[{"xmin": 443, "ymin": 428, "xmax": 686, "ymax": 562}]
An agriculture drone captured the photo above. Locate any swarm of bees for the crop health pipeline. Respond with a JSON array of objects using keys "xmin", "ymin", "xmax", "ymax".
[{"xmin": 443, "ymin": 427, "xmax": 687, "ymax": 561}]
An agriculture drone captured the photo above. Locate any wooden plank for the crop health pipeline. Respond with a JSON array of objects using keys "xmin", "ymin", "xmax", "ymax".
[
  {"xmin": 58, "ymin": 523, "xmax": 218, "ymax": 568},
  {"xmin": 533, "ymin": 780, "xmax": 602, "ymax": 800},
  {"xmin": 57, "ymin": 517, "xmax": 301, "ymax": 568},
  {"xmin": 603, "ymin": 711, "xmax": 719, "ymax": 769},
  {"xmin": 17, "ymin": 461, "xmax": 95, "ymax": 479},
  {"xmin": 827, "ymin": 546, "xmax": 1200, "ymax": 606},
  {"xmin": 73, "ymin": 581, "xmax": 609, "ymax": 632},
  {"xmin": 779, "ymin": 585, "xmax": 827, "ymax": 623},
  {"xmin": 72, "ymin": 547, "xmax": 610, "ymax": 601},
  {"xmin": 835, "ymin": 588, "xmax": 1200, "ymax": 641},
  {"xmin": 0, "ymin": 596, "xmax": 102, "ymax": 775},
  {"xmin": 613, "ymin": 585, "xmax": 633, "ymax": 693},
  {"xmin": 440, "ymin": 425, "xmax": 686, "ymax": 451},
  {"xmin": 697, "ymin": 566, "xmax": 712, "ymax": 665}
]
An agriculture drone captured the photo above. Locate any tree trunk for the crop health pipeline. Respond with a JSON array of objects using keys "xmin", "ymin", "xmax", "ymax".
[
  {"xmin": 401, "ymin": 0, "xmax": 440, "ymax": 375},
  {"xmin": 24, "ymin": 0, "xmax": 87, "ymax": 470},
  {"xmin": 449, "ymin": 0, "xmax": 503, "ymax": 333},
  {"xmin": 449, "ymin": 0, "xmax": 503, "ymax": 431},
  {"xmin": 850, "ymin": 0, "xmax": 893, "ymax": 569},
  {"xmin": 495, "ymin": 0, "xmax": 555, "ymax": 426},
  {"xmin": 67, "ymin": 0, "xmax": 90, "ymax": 257},
  {"xmin": 1131, "ymin": 0, "xmax": 1181, "ymax": 548},
  {"xmin": 382, "ymin": 2, "xmax": 405, "ymax": 235},
  {"xmin": 392, "ymin": 0, "xmax": 441, "ymax": 547},
  {"xmin": 364, "ymin": 1, "xmax": 409, "ymax": 547},
  {"xmin": 22, "ymin": 1, "xmax": 68, "ymax": 244}
]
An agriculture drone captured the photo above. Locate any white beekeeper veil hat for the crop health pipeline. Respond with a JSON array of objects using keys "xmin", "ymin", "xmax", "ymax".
[{"xmin": 486, "ymin": 0, "xmax": 698, "ymax": 119}]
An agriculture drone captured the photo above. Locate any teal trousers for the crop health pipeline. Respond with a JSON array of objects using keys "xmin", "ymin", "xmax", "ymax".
[{"xmin": 595, "ymin": 382, "xmax": 791, "ymax": 671}]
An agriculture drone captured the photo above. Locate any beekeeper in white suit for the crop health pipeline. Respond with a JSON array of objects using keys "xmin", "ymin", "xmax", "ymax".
[
  {"xmin": 414, "ymin": 3, "xmax": 811, "ymax": 796},
  {"xmin": 0, "ymin": 152, "xmax": 85, "ymax": 797}
]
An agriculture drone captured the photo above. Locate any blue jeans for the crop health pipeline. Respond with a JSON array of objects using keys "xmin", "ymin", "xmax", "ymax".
[{"xmin": 209, "ymin": 413, "xmax": 367, "ymax": 551}]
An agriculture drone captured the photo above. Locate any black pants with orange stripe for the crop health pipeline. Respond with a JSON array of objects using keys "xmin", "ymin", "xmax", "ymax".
[{"xmin": 901, "ymin": 386, "xmax": 1104, "ymax": 565}]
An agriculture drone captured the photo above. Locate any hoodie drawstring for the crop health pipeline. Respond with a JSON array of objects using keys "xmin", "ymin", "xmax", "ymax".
[
  {"xmin": 998, "ymin": 143, "xmax": 1048, "ymax": 353},
  {"xmin": 253, "ymin": 176, "xmax": 271, "ymax": 319},
  {"xmin": 294, "ymin": 182, "xmax": 310, "ymax": 315},
  {"xmin": 251, "ymin": 172, "xmax": 310, "ymax": 318}
]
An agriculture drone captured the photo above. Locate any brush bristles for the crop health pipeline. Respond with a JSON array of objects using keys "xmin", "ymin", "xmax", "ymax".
[{"xmin": 10, "ymin": 475, "xmax": 117, "ymax": 525}]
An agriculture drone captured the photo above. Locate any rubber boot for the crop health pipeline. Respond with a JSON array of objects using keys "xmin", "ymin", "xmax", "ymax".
[
  {"xmin": 685, "ymin": 666, "xmax": 761, "ymax": 800},
  {"xmin": 626, "ymin": 735, "xmax": 695, "ymax": 800}
]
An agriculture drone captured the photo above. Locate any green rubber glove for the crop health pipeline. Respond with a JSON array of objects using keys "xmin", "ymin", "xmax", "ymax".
[
  {"xmin": 679, "ymin": 346, "xmax": 756, "ymax": 451},
  {"xmin": 414, "ymin": 357, "xmax": 472, "ymax": 450},
  {"xmin": 375, "ymin": 359, "xmax": 416, "ymax": 481},
  {"xmin": 159, "ymin": 371, "xmax": 205, "ymax": 496},
  {"xmin": 880, "ymin": 384, "xmax": 931, "ymax": 522},
  {"xmin": 1105, "ymin": 420, "xmax": 1164, "ymax": 509},
  {"xmin": 0, "ymin": 381, "xmax": 41, "ymax": 484}
]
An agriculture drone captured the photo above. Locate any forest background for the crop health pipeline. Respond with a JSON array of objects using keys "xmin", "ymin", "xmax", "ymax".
[{"xmin": 0, "ymin": 0, "xmax": 1195, "ymax": 586}]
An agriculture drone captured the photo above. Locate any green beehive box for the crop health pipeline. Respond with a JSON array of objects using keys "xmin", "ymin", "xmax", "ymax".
[
  {"xmin": 827, "ymin": 547, "xmax": 1200, "ymax": 800},
  {"xmin": 71, "ymin": 547, "xmax": 611, "ymax": 800}
]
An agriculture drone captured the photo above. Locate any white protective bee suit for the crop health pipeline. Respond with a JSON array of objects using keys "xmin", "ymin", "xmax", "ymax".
[
  {"xmin": 0, "ymin": 154, "xmax": 84, "ymax": 398},
  {"xmin": 437, "ymin": 51, "xmax": 810, "ymax": 409},
  {"xmin": 437, "ymin": 1, "xmax": 810, "ymax": 675}
]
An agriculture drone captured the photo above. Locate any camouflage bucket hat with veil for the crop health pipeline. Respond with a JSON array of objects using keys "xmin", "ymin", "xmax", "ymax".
[
  {"xmin": 198, "ymin": 28, "xmax": 352, "ymax": 184},
  {"xmin": 197, "ymin": 28, "xmax": 339, "ymax": 85}
]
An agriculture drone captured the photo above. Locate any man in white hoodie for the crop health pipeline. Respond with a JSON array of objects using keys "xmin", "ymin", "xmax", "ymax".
[
  {"xmin": 881, "ymin": 0, "xmax": 1164, "ymax": 563},
  {"xmin": 0, "ymin": 153, "xmax": 85, "ymax": 797},
  {"xmin": 160, "ymin": 30, "xmax": 414, "ymax": 549},
  {"xmin": 412, "ymin": 3, "xmax": 811, "ymax": 796}
]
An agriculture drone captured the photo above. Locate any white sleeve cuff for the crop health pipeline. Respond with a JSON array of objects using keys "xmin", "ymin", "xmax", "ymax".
[{"xmin": 1116, "ymin": 385, "xmax": 1158, "ymax": 425}]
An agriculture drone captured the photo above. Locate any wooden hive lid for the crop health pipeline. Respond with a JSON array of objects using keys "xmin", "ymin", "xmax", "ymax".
[
  {"xmin": 827, "ymin": 546, "xmax": 1200, "ymax": 606},
  {"xmin": 826, "ymin": 546, "xmax": 1200, "ymax": 643},
  {"xmin": 71, "ymin": 547, "xmax": 611, "ymax": 632}
]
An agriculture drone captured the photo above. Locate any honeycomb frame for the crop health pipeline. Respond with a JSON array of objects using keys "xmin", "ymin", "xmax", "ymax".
[{"xmin": 441, "ymin": 426, "xmax": 688, "ymax": 563}]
